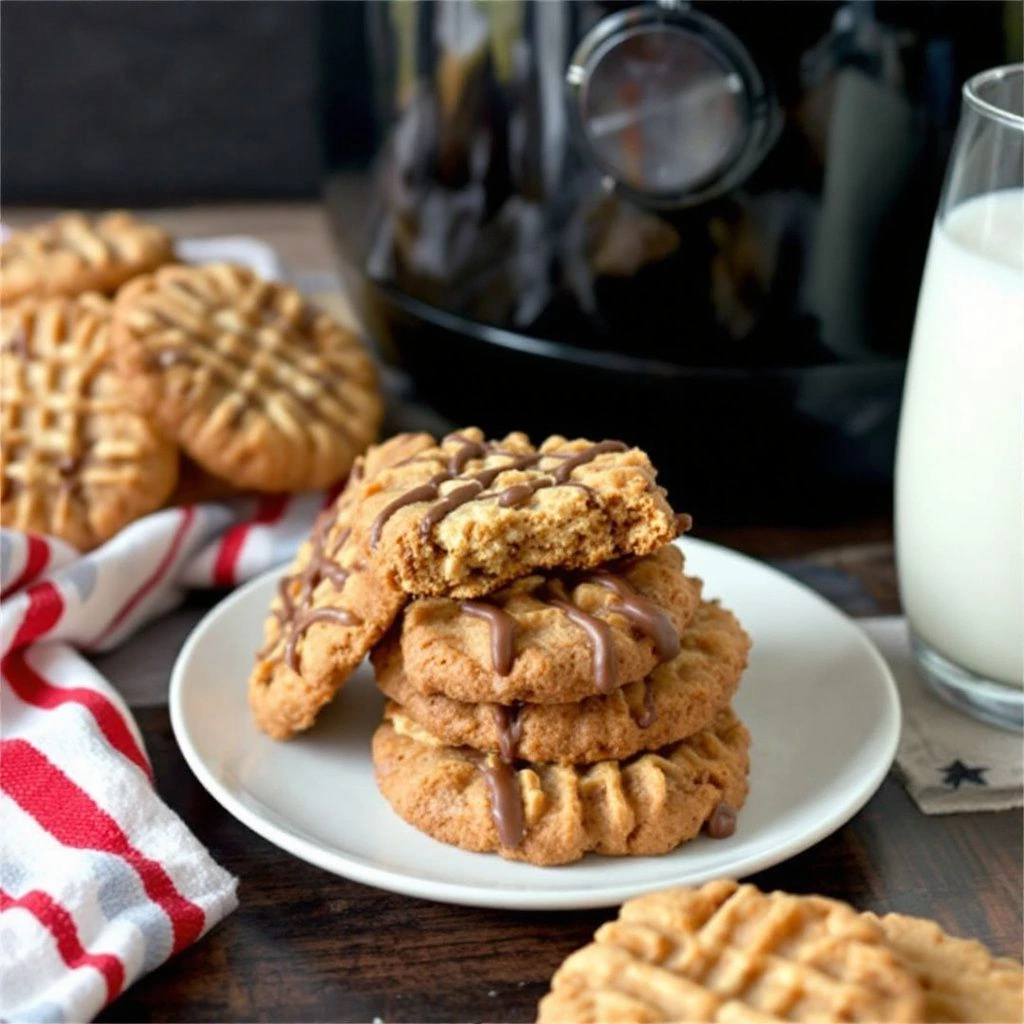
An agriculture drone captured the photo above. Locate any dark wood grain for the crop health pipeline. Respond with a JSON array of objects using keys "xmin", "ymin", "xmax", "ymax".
[
  {"xmin": 698, "ymin": 520, "xmax": 894, "ymax": 562},
  {"xmin": 98, "ymin": 707, "xmax": 1022, "ymax": 1024},
  {"xmin": 97, "ymin": 539, "xmax": 1022, "ymax": 1024}
]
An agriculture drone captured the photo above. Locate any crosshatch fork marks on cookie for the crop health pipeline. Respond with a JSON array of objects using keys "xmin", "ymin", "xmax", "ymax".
[
  {"xmin": 123, "ymin": 265, "xmax": 364, "ymax": 442},
  {"xmin": 1, "ymin": 294, "xmax": 176, "ymax": 548},
  {"xmin": 0, "ymin": 212, "xmax": 175, "ymax": 304},
  {"xmin": 538, "ymin": 881, "xmax": 929, "ymax": 1022},
  {"xmin": 376, "ymin": 707, "xmax": 750, "ymax": 862},
  {"xmin": 3, "ymin": 212, "xmax": 163, "ymax": 267}
]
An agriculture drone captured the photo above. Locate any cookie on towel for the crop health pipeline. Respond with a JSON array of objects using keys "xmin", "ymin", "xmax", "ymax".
[
  {"xmin": 1, "ymin": 211, "xmax": 174, "ymax": 303},
  {"xmin": 1, "ymin": 294, "xmax": 178, "ymax": 550},
  {"xmin": 112, "ymin": 263, "xmax": 382, "ymax": 492}
]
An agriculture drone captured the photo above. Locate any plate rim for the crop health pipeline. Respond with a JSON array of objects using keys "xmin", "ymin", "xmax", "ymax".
[{"xmin": 169, "ymin": 537, "xmax": 902, "ymax": 910}]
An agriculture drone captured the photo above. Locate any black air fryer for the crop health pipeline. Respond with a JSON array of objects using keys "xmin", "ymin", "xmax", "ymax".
[{"xmin": 321, "ymin": 0, "xmax": 1009, "ymax": 522}]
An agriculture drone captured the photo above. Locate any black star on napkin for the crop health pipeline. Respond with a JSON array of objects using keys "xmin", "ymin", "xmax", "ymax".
[{"xmin": 941, "ymin": 760, "xmax": 989, "ymax": 789}]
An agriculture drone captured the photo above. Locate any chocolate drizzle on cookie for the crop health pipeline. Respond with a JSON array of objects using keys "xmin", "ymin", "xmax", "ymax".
[
  {"xmin": 418, "ymin": 480, "xmax": 486, "ymax": 538},
  {"xmin": 262, "ymin": 516, "xmax": 363, "ymax": 671},
  {"xmin": 550, "ymin": 441, "xmax": 628, "ymax": 481},
  {"xmin": 370, "ymin": 475, "xmax": 447, "ymax": 546},
  {"xmin": 495, "ymin": 480, "xmax": 545, "ymax": 508},
  {"xmin": 478, "ymin": 755, "xmax": 525, "ymax": 850},
  {"xmin": 545, "ymin": 585, "xmax": 619, "ymax": 694},
  {"xmin": 704, "ymin": 802, "xmax": 737, "ymax": 839},
  {"xmin": 479, "ymin": 701, "xmax": 526, "ymax": 848},
  {"xmin": 446, "ymin": 434, "xmax": 487, "ymax": 472},
  {"xmin": 458, "ymin": 563, "xmax": 680, "ymax": 696},
  {"xmin": 494, "ymin": 477, "xmax": 598, "ymax": 509},
  {"xmin": 285, "ymin": 607, "xmax": 360, "ymax": 668},
  {"xmin": 369, "ymin": 435, "xmax": 631, "ymax": 548},
  {"xmin": 461, "ymin": 601, "xmax": 517, "ymax": 676},
  {"xmin": 589, "ymin": 571, "xmax": 681, "ymax": 663},
  {"xmin": 492, "ymin": 701, "xmax": 524, "ymax": 762}
]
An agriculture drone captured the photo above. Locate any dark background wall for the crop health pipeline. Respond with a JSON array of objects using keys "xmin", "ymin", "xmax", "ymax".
[
  {"xmin": 2, "ymin": 1, "xmax": 1017, "ymax": 207},
  {"xmin": 1, "ymin": 0, "xmax": 373, "ymax": 205}
]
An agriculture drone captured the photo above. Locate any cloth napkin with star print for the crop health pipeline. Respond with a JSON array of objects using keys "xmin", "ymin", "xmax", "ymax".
[{"xmin": 861, "ymin": 617, "xmax": 1023, "ymax": 814}]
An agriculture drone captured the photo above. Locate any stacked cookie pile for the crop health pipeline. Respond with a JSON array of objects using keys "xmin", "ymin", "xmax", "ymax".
[
  {"xmin": 249, "ymin": 429, "xmax": 753, "ymax": 866},
  {"xmin": 538, "ymin": 879, "xmax": 1024, "ymax": 1023},
  {"xmin": 0, "ymin": 212, "xmax": 382, "ymax": 549}
]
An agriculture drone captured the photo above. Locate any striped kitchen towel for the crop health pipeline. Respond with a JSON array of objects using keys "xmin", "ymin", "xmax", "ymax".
[{"xmin": 0, "ymin": 489, "xmax": 328, "ymax": 1022}]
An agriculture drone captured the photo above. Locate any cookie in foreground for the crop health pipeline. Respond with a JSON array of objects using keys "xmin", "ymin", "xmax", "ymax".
[
  {"xmin": 1, "ymin": 294, "xmax": 178, "ymax": 550},
  {"xmin": 537, "ymin": 880, "xmax": 927, "ymax": 1022},
  {"xmin": 112, "ymin": 262, "xmax": 382, "ymax": 492},
  {"xmin": 375, "ymin": 600, "xmax": 748, "ymax": 764},
  {"xmin": 363, "ymin": 428, "xmax": 683, "ymax": 598},
  {"xmin": 1, "ymin": 211, "xmax": 174, "ymax": 302},
  {"xmin": 372, "ymin": 706, "xmax": 749, "ymax": 865},
  {"xmin": 865, "ymin": 911, "xmax": 1023, "ymax": 1023}
]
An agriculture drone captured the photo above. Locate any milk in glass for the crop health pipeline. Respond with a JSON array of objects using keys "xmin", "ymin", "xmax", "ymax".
[{"xmin": 896, "ymin": 189, "xmax": 1024, "ymax": 687}]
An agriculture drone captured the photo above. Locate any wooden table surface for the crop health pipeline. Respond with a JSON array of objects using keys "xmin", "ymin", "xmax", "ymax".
[{"xmin": 8, "ymin": 204, "xmax": 1020, "ymax": 1022}]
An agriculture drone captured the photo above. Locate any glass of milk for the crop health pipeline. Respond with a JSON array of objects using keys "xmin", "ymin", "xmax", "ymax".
[{"xmin": 895, "ymin": 64, "xmax": 1023, "ymax": 730}]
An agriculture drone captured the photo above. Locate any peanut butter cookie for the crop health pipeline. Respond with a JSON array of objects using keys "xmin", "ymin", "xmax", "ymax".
[
  {"xmin": 164, "ymin": 455, "xmax": 242, "ymax": 507},
  {"xmin": 362, "ymin": 428, "xmax": 682, "ymax": 598},
  {"xmin": 112, "ymin": 263, "xmax": 382, "ymax": 492},
  {"xmin": 249, "ymin": 433, "xmax": 436, "ymax": 739},
  {"xmin": 538, "ymin": 881, "xmax": 926, "ymax": 1022},
  {"xmin": 372, "ymin": 544, "xmax": 701, "ymax": 704},
  {"xmin": 866, "ymin": 912, "xmax": 1023, "ymax": 1023},
  {"xmin": 376, "ymin": 600, "xmax": 748, "ymax": 763},
  {"xmin": 372, "ymin": 706, "xmax": 750, "ymax": 865},
  {"xmin": 1, "ymin": 212, "xmax": 174, "ymax": 303},
  {"xmin": 1, "ymin": 295, "xmax": 178, "ymax": 550}
]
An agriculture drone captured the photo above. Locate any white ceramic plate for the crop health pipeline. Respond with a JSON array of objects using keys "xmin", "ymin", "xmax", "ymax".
[{"xmin": 170, "ymin": 538, "xmax": 900, "ymax": 910}]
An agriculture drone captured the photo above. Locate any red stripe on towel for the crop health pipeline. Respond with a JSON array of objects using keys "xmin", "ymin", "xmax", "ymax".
[
  {"xmin": 2, "ymin": 649, "xmax": 151, "ymax": 778},
  {"xmin": 0, "ymin": 886, "xmax": 126, "ymax": 1001},
  {"xmin": 1, "ymin": 534, "xmax": 51, "ymax": 598},
  {"xmin": 2, "ymin": 740, "xmax": 206, "ymax": 953},
  {"xmin": 94, "ymin": 508, "xmax": 196, "ymax": 645},
  {"xmin": 212, "ymin": 494, "xmax": 288, "ymax": 587}
]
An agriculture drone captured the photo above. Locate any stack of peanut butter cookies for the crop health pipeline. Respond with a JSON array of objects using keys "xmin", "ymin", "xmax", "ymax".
[
  {"xmin": 0, "ymin": 211, "xmax": 383, "ymax": 548},
  {"xmin": 249, "ymin": 428, "xmax": 754, "ymax": 866}
]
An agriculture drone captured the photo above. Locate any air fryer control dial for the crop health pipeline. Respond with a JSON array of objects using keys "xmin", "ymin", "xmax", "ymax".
[{"xmin": 566, "ymin": 4, "xmax": 778, "ymax": 207}]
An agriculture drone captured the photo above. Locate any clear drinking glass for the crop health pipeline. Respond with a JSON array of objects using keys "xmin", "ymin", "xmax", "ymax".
[{"xmin": 895, "ymin": 64, "xmax": 1024, "ymax": 730}]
